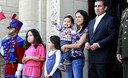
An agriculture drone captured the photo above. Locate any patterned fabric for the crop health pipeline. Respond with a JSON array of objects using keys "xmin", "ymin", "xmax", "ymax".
[
  {"xmin": 55, "ymin": 24, "xmax": 76, "ymax": 41},
  {"xmin": 71, "ymin": 28, "xmax": 88, "ymax": 58},
  {"xmin": 1, "ymin": 35, "xmax": 24, "ymax": 62},
  {"xmin": 1, "ymin": 35, "xmax": 24, "ymax": 76},
  {"xmin": 59, "ymin": 27, "xmax": 75, "ymax": 41}
]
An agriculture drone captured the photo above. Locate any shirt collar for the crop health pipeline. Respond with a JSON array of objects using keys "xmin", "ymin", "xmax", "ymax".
[{"xmin": 95, "ymin": 13, "xmax": 106, "ymax": 20}]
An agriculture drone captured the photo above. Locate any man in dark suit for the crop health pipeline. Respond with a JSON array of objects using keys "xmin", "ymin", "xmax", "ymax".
[
  {"xmin": 85, "ymin": 0, "xmax": 118, "ymax": 78},
  {"xmin": 116, "ymin": 1, "xmax": 128, "ymax": 78}
]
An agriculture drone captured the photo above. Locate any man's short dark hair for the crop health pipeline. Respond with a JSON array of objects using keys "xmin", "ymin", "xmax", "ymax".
[{"xmin": 95, "ymin": 0, "xmax": 107, "ymax": 6}]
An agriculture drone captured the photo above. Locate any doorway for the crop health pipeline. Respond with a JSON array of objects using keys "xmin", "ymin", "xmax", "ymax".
[
  {"xmin": 88, "ymin": 0, "xmax": 127, "ymax": 78},
  {"xmin": 88, "ymin": 0, "xmax": 126, "ymax": 21}
]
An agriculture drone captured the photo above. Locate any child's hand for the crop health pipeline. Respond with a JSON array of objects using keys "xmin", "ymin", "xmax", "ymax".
[
  {"xmin": 65, "ymin": 30, "xmax": 71, "ymax": 34},
  {"xmin": 45, "ymin": 75, "xmax": 52, "ymax": 78},
  {"xmin": 51, "ymin": 21, "xmax": 57, "ymax": 26},
  {"xmin": 22, "ymin": 57, "xmax": 26, "ymax": 64},
  {"xmin": 22, "ymin": 56, "xmax": 33, "ymax": 63}
]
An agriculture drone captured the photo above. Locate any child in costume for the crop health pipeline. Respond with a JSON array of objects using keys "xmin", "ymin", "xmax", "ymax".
[
  {"xmin": 0, "ymin": 14, "xmax": 25, "ymax": 78},
  {"xmin": 44, "ymin": 35, "xmax": 61, "ymax": 78},
  {"xmin": 52, "ymin": 15, "xmax": 76, "ymax": 71},
  {"xmin": 22, "ymin": 29, "xmax": 46, "ymax": 78}
]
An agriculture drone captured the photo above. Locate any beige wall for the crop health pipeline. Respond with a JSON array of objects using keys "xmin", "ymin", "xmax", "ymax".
[
  {"xmin": 46, "ymin": 0, "xmax": 88, "ymax": 78},
  {"xmin": 19, "ymin": 0, "xmax": 46, "ymax": 43},
  {"xmin": 0, "ymin": 0, "xmax": 88, "ymax": 78},
  {"xmin": 0, "ymin": 0, "xmax": 19, "ymax": 41}
]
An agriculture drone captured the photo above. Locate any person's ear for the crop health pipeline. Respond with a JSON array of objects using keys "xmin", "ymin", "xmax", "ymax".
[{"xmin": 105, "ymin": 6, "xmax": 108, "ymax": 11}]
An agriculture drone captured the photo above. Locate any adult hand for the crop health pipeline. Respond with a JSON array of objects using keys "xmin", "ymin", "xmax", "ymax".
[
  {"xmin": 116, "ymin": 54, "xmax": 122, "ymax": 63},
  {"xmin": 85, "ymin": 42, "xmax": 90, "ymax": 50},
  {"xmin": 90, "ymin": 43, "xmax": 99, "ymax": 51},
  {"xmin": 61, "ymin": 45, "xmax": 67, "ymax": 52}
]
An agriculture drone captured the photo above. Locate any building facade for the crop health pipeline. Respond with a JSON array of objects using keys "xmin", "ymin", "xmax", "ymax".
[{"xmin": 0, "ymin": 0, "xmax": 88, "ymax": 78}]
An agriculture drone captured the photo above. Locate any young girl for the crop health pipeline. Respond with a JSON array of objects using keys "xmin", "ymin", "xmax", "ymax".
[
  {"xmin": 52, "ymin": 15, "xmax": 76, "ymax": 71},
  {"xmin": 44, "ymin": 35, "xmax": 61, "ymax": 78},
  {"xmin": 22, "ymin": 29, "xmax": 46, "ymax": 78}
]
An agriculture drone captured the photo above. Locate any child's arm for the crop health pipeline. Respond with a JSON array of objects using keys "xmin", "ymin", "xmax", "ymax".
[
  {"xmin": 23, "ymin": 44, "xmax": 46, "ymax": 62},
  {"xmin": 22, "ymin": 56, "xmax": 45, "ymax": 62},
  {"xmin": 48, "ymin": 50, "xmax": 61, "ymax": 76},
  {"xmin": 51, "ymin": 21, "xmax": 62, "ymax": 31},
  {"xmin": 71, "ymin": 30, "xmax": 77, "ymax": 35},
  {"xmin": 44, "ymin": 58, "xmax": 48, "ymax": 77}
]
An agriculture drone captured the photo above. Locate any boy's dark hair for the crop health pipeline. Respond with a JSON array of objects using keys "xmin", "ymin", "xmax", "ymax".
[
  {"xmin": 64, "ymin": 15, "xmax": 74, "ymax": 25},
  {"xmin": 50, "ymin": 35, "xmax": 61, "ymax": 49},
  {"xmin": 75, "ymin": 10, "xmax": 89, "ymax": 33},
  {"xmin": 24, "ymin": 28, "xmax": 45, "ymax": 50},
  {"xmin": 95, "ymin": 0, "xmax": 107, "ymax": 7}
]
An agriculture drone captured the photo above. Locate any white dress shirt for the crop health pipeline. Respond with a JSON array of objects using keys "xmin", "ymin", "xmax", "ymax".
[{"xmin": 93, "ymin": 13, "xmax": 106, "ymax": 32}]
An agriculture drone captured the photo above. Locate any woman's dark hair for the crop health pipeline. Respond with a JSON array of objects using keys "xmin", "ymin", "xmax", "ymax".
[
  {"xmin": 64, "ymin": 15, "xmax": 74, "ymax": 25},
  {"xmin": 75, "ymin": 10, "xmax": 89, "ymax": 33},
  {"xmin": 50, "ymin": 35, "xmax": 61, "ymax": 49},
  {"xmin": 24, "ymin": 28, "xmax": 45, "ymax": 50}
]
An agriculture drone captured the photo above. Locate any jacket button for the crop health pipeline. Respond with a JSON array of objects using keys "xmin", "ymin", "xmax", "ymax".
[
  {"xmin": 124, "ymin": 31, "xmax": 127, "ymax": 33},
  {"xmin": 124, "ymin": 37, "xmax": 126, "ymax": 39}
]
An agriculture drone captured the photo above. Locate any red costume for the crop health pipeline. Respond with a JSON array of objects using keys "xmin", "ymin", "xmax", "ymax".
[{"xmin": 1, "ymin": 14, "xmax": 24, "ymax": 78}]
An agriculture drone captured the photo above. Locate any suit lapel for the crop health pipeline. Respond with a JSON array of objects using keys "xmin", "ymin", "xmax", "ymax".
[
  {"xmin": 92, "ymin": 15, "xmax": 107, "ymax": 38},
  {"xmin": 90, "ymin": 19, "xmax": 95, "ymax": 38}
]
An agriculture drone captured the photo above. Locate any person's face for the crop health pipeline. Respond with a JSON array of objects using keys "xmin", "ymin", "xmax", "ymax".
[
  {"xmin": 75, "ymin": 12, "xmax": 84, "ymax": 26},
  {"xmin": 47, "ymin": 40, "xmax": 54, "ymax": 50},
  {"xmin": 27, "ymin": 31, "xmax": 34, "ymax": 44},
  {"xmin": 63, "ymin": 18, "xmax": 73, "ymax": 28},
  {"xmin": 94, "ymin": 1, "xmax": 107, "ymax": 16},
  {"xmin": 8, "ymin": 27, "xmax": 17, "ymax": 36}
]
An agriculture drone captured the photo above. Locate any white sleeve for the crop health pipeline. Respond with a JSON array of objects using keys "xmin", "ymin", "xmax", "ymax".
[
  {"xmin": 49, "ymin": 50, "xmax": 61, "ymax": 76},
  {"xmin": 0, "ymin": 45, "xmax": 4, "ymax": 56},
  {"xmin": 71, "ymin": 30, "xmax": 77, "ymax": 35},
  {"xmin": 55, "ymin": 24, "xmax": 62, "ymax": 30},
  {"xmin": 44, "ymin": 58, "xmax": 48, "ymax": 76}
]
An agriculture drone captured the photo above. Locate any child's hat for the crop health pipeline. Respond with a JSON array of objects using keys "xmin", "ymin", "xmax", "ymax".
[{"xmin": 7, "ymin": 14, "xmax": 23, "ymax": 31}]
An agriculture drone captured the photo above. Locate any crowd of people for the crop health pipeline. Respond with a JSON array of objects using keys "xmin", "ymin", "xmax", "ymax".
[{"xmin": 0, "ymin": 0, "xmax": 128, "ymax": 78}]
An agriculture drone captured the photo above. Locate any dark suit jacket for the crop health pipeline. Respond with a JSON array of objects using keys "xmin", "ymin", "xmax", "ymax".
[{"xmin": 86, "ymin": 14, "xmax": 118, "ymax": 64}]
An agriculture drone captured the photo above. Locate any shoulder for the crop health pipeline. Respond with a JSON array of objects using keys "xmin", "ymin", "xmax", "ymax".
[
  {"xmin": 104, "ymin": 14, "xmax": 115, "ymax": 20},
  {"xmin": 16, "ymin": 36, "xmax": 24, "ymax": 46},
  {"xmin": 89, "ymin": 18, "xmax": 95, "ymax": 23},
  {"xmin": 37, "ymin": 44, "xmax": 45, "ymax": 49},
  {"xmin": 55, "ymin": 50, "xmax": 61, "ymax": 54},
  {"xmin": 83, "ymin": 27, "xmax": 88, "ymax": 33}
]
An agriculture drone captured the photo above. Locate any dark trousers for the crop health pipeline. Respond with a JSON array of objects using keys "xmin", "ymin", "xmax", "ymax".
[
  {"xmin": 60, "ymin": 40, "xmax": 71, "ymax": 63},
  {"xmin": 88, "ymin": 63, "xmax": 112, "ymax": 78},
  {"xmin": 122, "ymin": 58, "xmax": 128, "ymax": 78}
]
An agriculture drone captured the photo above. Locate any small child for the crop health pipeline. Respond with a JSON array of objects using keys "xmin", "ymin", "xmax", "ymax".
[
  {"xmin": 52, "ymin": 15, "xmax": 76, "ymax": 71},
  {"xmin": 44, "ymin": 35, "xmax": 61, "ymax": 78},
  {"xmin": 22, "ymin": 29, "xmax": 46, "ymax": 78}
]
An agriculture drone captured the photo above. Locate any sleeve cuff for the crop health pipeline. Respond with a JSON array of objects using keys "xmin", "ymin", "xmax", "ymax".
[{"xmin": 97, "ymin": 43, "xmax": 100, "ymax": 48}]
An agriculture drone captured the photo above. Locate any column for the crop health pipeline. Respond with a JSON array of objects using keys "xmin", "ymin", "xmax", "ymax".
[
  {"xmin": 46, "ymin": 0, "xmax": 88, "ymax": 78},
  {"xmin": 19, "ymin": 0, "xmax": 46, "ymax": 42}
]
